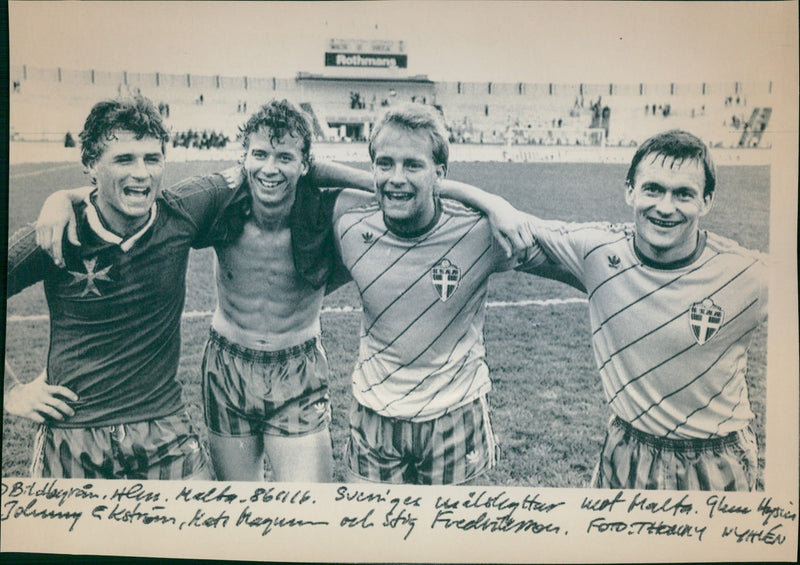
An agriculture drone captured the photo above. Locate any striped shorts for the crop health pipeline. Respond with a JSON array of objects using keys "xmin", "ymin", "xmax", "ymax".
[
  {"xmin": 202, "ymin": 329, "xmax": 331, "ymax": 438},
  {"xmin": 30, "ymin": 411, "xmax": 212, "ymax": 480},
  {"xmin": 591, "ymin": 416, "xmax": 758, "ymax": 491},
  {"xmin": 345, "ymin": 395, "xmax": 497, "ymax": 485}
]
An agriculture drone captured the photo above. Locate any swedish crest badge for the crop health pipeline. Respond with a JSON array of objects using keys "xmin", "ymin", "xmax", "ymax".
[
  {"xmin": 689, "ymin": 298, "xmax": 724, "ymax": 345},
  {"xmin": 432, "ymin": 258, "xmax": 460, "ymax": 302}
]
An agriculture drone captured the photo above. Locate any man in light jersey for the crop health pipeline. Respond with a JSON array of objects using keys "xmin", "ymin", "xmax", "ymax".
[
  {"xmin": 332, "ymin": 103, "xmax": 579, "ymax": 484},
  {"xmin": 30, "ymin": 99, "xmax": 535, "ymax": 482},
  {"xmin": 521, "ymin": 129, "xmax": 767, "ymax": 490}
]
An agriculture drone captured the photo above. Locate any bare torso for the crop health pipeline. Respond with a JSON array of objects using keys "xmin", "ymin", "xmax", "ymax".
[{"xmin": 214, "ymin": 220, "xmax": 325, "ymax": 351}]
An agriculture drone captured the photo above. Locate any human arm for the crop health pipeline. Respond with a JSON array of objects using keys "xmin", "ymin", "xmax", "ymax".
[
  {"xmin": 308, "ymin": 160, "xmax": 373, "ymax": 192},
  {"xmin": 4, "ymin": 364, "xmax": 78, "ymax": 423},
  {"xmin": 438, "ymin": 179, "xmax": 534, "ymax": 258},
  {"xmin": 34, "ymin": 185, "xmax": 94, "ymax": 267},
  {"xmin": 508, "ymin": 214, "xmax": 593, "ymax": 292}
]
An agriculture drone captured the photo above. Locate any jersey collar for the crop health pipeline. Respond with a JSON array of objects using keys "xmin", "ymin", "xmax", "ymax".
[
  {"xmin": 633, "ymin": 230, "xmax": 708, "ymax": 270},
  {"xmin": 85, "ymin": 191, "xmax": 158, "ymax": 252}
]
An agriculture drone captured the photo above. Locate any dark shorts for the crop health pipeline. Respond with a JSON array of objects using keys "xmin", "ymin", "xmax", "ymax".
[
  {"xmin": 592, "ymin": 416, "xmax": 758, "ymax": 491},
  {"xmin": 202, "ymin": 329, "xmax": 331, "ymax": 438},
  {"xmin": 345, "ymin": 395, "xmax": 497, "ymax": 485},
  {"xmin": 30, "ymin": 411, "xmax": 212, "ymax": 480}
]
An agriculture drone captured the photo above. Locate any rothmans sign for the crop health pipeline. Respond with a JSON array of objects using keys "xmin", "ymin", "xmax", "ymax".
[{"xmin": 325, "ymin": 38, "xmax": 408, "ymax": 69}]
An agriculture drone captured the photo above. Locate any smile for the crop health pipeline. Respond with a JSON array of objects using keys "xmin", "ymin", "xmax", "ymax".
[
  {"xmin": 647, "ymin": 217, "xmax": 683, "ymax": 228},
  {"xmin": 383, "ymin": 191, "xmax": 414, "ymax": 201},
  {"xmin": 123, "ymin": 186, "xmax": 150, "ymax": 197},
  {"xmin": 256, "ymin": 178, "xmax": 284, "ymax": 188}
]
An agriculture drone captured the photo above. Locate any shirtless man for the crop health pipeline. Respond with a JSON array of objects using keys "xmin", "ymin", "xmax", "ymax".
[{"xmin": 35, "ymin": 99, "xmax": 532, "ymax": 482}]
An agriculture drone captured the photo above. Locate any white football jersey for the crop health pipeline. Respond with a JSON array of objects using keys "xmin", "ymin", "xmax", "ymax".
[
  {"xmin": 530, "ymin": 220, "xmax": 768, "ymax": 439},
  {"xmin": 335, "ymin": 198, "xmax": 545, "ymax": 421}
]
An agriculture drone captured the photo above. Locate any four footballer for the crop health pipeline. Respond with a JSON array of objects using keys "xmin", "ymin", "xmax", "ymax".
[{"xmin": 6, "ymin": 97, "xmax": 769, "ymax": 491}]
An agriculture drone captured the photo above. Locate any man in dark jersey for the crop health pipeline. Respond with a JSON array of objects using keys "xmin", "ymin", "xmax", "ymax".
[{"xmin": 5, "ymin": 96, "xmax": 224, "ymax": 479}]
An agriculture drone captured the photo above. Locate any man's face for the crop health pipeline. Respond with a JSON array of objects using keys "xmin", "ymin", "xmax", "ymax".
[
  {"xmin": 625, "ymin": 154, "xmax": 713, "ymax": 263},
  {"xmin": 89, "ymin": 130, "xmax": 165, "ymax": 234},
  {"xmin": 243, "ymin": 127, "xmax": 309, "ymax": 211},
  {"xmin": 371, "ymin": 125, "xmax": 444, "ymax": 235}
]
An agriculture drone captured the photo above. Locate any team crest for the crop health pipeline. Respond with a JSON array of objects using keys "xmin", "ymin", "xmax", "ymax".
[
  {"xmin": 67, "ymin": 257, "xmax": 113, "ymax": 297},
  {"xmin": 689, "ymin": 298, "xmax": 725, "ymax": 345},
  {"xmin": 431, "ymin": 259, "xmax": 460, "ymax": 302}
]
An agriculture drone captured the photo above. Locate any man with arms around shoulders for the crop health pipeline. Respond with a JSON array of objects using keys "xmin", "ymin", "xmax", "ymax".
[
  {"xmin": 31, "ymin": 99, "xmax": 536, "ymax": 482},
  {"xmin": 521, "ymin": 129, "xmax": 768, "ymax": 490},
  {"xmin": 330, "ymin": 103, "xmax": 581, "ymax": 485},
  {"xmin": 4, "ymin": 96, "xmax": 222, "ymax": 480}
]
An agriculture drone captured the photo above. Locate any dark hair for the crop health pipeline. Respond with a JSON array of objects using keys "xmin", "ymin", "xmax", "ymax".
[
  {"xmin": 368, "ymin": 103, "xmax": 449, "ymax": 173},
  {"xmin": 626, "ymin": 129, "xmax": 716, "ymax": 197},
  {"xmin": 79, "ymin": 96, "xmax": 169, "ymax": 168},
  {"xmin": 239, "ymin": 99, "xmax": 313, "ymax": 163}
]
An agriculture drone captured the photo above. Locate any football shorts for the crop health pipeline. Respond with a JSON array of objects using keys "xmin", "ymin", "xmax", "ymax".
[
  {"xmin": 345, "ymin": 395, "xmax": 497, "ymax": 485},
  {"xmin": 202, "ymin": 329, "xmax": 331, "ymax": 438},
  {"xmin": 591, "ymin": 416, "xmax": 758, "ymax": 491},
  {"xmin": 30, "ymin": 411, "xmax": 212, "ymax": 480}
]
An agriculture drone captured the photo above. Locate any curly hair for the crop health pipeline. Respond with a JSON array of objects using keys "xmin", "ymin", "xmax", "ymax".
[
  {"xmin": 626, "ymin": 129, "xmax": 717, "ymax": 197},
  {"xmin": 238, "ymin": 99, "xmax": 313, "ymax": 163},
  {"xmin": 79, "ymin": 95, "xmax": 169, "ymax": 168},
  {"xmin": 368, "ymin": 103, "xmax": 450, "ymax": 173}
]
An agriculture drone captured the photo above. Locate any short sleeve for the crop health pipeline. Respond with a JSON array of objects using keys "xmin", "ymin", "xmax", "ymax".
[{"xmin": 7, "ymin": 224, "xmax": 51, "ymax": 297}]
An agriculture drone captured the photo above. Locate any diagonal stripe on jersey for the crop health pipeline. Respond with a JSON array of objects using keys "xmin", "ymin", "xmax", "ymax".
[
  {"xmin": 360, "ymin": 287, "xmax": 482, "ymax": 394},
  {"xmin": 597, "ymin": 261, "xmax": 761, "ymax": 376},
  {"xmin": 607, "ymin": 298, "xmax": 759, "ymax": 405},
  {"xmin": 358, "ymin": 244, "xmax": 492, "ymax": 390},
  {"xmin": 625, "ymin": 323, "xmax": 759, "ymax": 428},
  {"xmin": 350, "ymin": 228, "xmax": 389, "ymax": 272},
  {"xmin": 588, "ymin": 262, "xmax": 638, "ymax": 300},
  {"xmin": 667, "ymin": 372, "xmax": 747, "ymax": 439},
  {"xmin": 360, "ymin": 216, "xmax": 480, "ymax": 335},
  {"xmin": 583, "ymin": 232, "xmax": 629, "ymax": 260},
  {"xmin": 710, "ymin": 384, "xmax": 748, "ymax": 438},
  {"xmin": 360, "ymin": 215, "xmax": 456, "ymax": 296},
  {"xmin": 339, "ymin": 207, "xmax": 382, "ymax": 240},
  {"xmin": 592, "ymin": 251, "xmax": 722, "ymax": 337},
  {"xmin": 382, "ymin": 330, "xmax": 475, "ymax": 416},
  {"xmin": 407, "ymin": 350, "xmax": 479, "ymax": 420}
]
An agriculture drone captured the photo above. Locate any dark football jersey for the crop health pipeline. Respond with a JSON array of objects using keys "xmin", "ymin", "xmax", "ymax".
[{"xmin": 7, "ymin": 174, "xmax": 233, "ymax": 427}]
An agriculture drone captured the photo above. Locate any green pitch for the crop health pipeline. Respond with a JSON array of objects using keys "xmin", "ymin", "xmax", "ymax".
[{"xmin": 3, "ymin": 160, "xmax": 769, "ymax": 487}]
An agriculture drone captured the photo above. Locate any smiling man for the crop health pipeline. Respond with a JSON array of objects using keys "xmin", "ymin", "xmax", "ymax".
[
  {"xmin": 199, "ymin": 101, "xmax": 340, "ymax": 482},
  {"xmin": 522, "ymin": 129, "xmax": 768, "ymax": 490},
  {"xmin": 4, "ymin": 96, "xmax": 227, "ymax": 480},
  {"xmin": 331, "ymin": 103, "xmax": 577, "ymax": 485}
]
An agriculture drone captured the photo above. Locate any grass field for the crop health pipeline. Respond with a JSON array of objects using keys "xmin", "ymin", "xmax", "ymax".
[{"xmin": 3, "ymin": 159, "xmax": 770, "ymax": 487}]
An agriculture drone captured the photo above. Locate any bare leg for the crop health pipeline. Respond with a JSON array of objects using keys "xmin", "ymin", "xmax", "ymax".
[
  {"xmin": 208, "ymin": 433, "xmax": 265, "ymax": 481},
  {"xmin": 263, "ymin": 428, "xmax": 333, "ymax": 482}
]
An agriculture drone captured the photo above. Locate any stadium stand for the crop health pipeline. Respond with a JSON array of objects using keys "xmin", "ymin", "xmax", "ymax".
[{"xmin": 9, "ymin": 64, "xmax": 774, "ymax": 152}]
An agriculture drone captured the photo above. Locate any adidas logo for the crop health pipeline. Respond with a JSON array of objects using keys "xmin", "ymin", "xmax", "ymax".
[
  {"xmin": 362, "ymin": 231, "xmax": 375, "ymax": 244},
  {"xmin": 607, "ymin": 254, "xmax": 621, "ymax": 269},
  {"xmin": 466, "ymin": 450, "xmax": 481, "ymax": 465}
]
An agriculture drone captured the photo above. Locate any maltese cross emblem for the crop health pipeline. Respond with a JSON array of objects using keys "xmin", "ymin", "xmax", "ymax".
[{"xmin": 67, "ymin": 257, "xmax": 113, "ymax": 297}]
